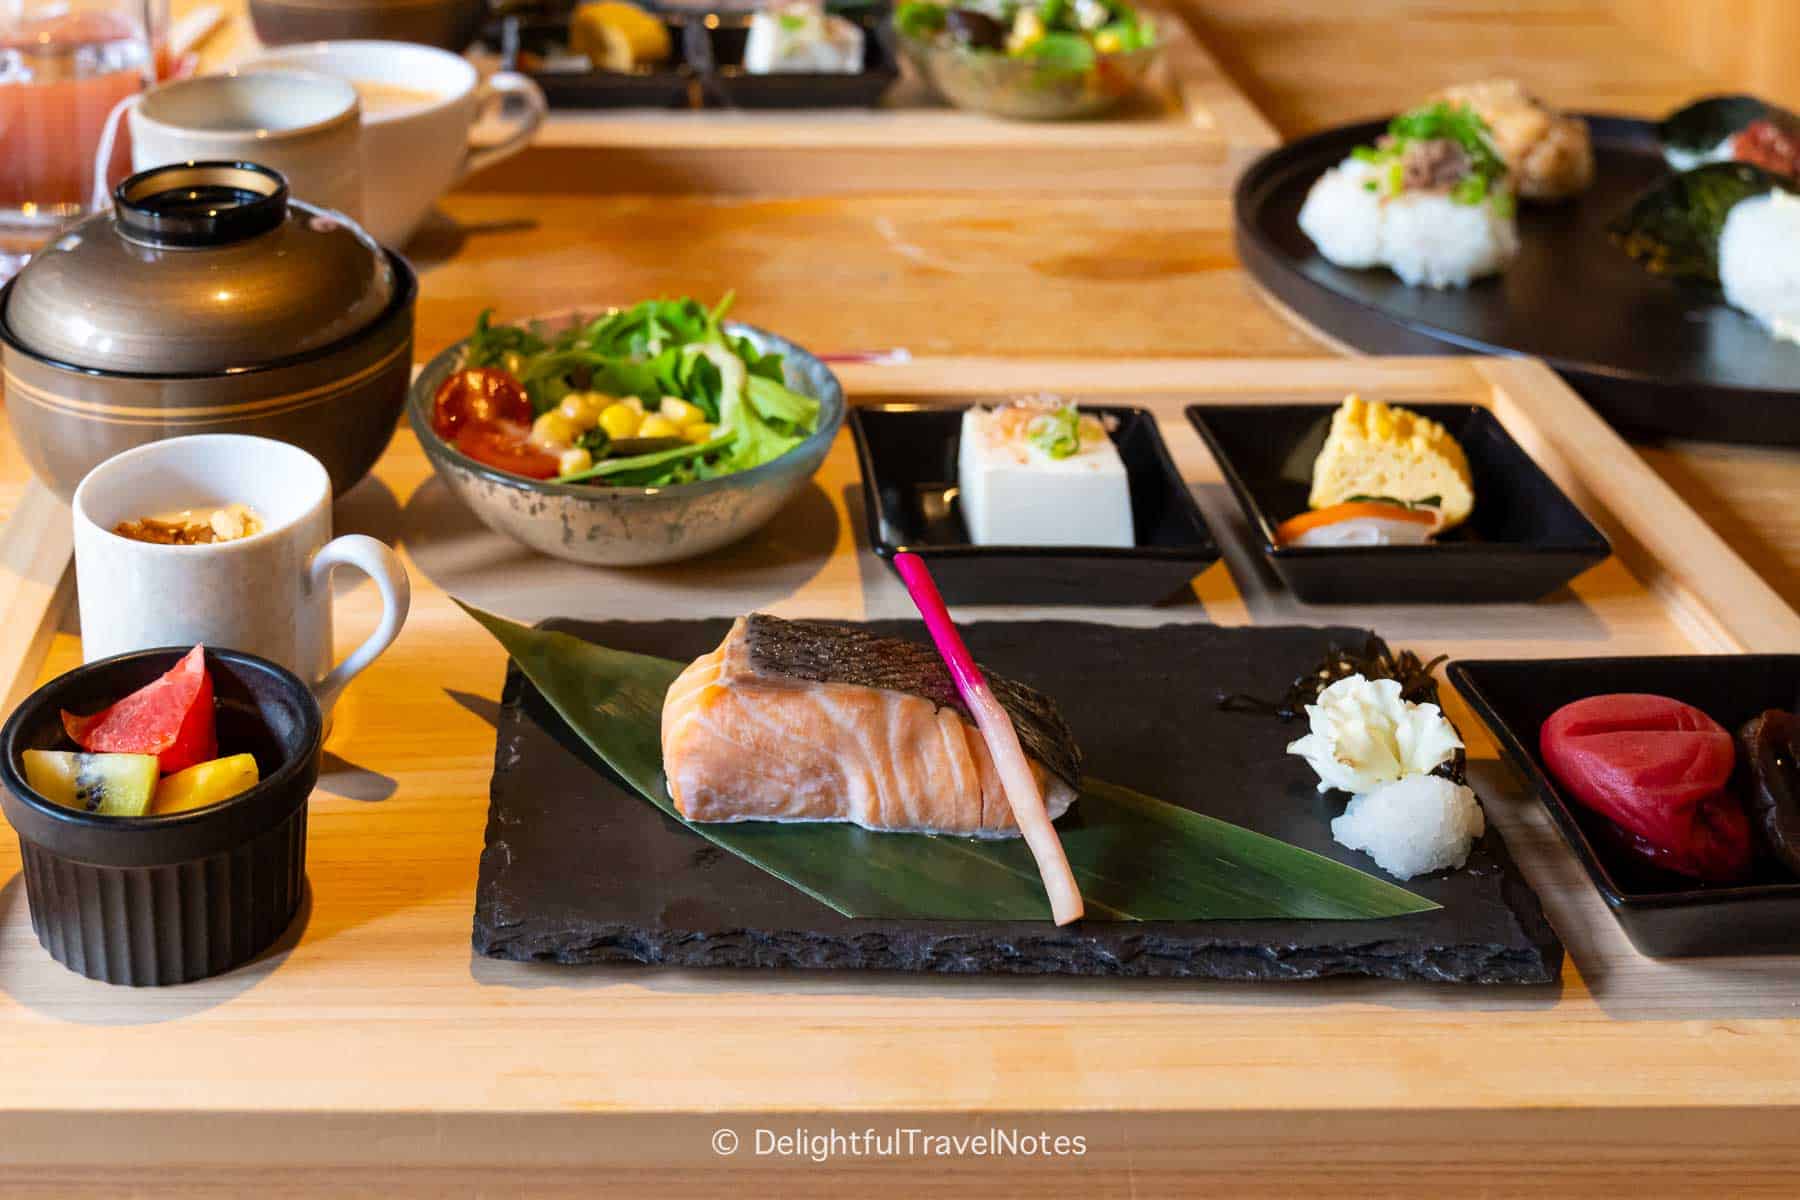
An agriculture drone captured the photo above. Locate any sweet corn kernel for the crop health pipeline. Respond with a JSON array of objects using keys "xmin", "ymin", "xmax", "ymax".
[
  {"xmin": 558, "ymin": 392, "xmax": 602, "ymax": 429},
  {"xmin": 638, "ymin": 414, "xmax": 682, "ymax": 440},
  {"xmin": 1094, "ymin": 28, "xmax": 1123, "ymax": 52},
  {"xmin": 557, "ymin": 447, "xmax": 593, "ymax": 476},
  {"xmin": 598, "ymin": 402, "xmax": 642, "ymax": 440},
  {"xmin": 657, "ymin": 396, "xmax": 703, "ymax": 428},
  {"xmin": 683, "ymin": 422, "xmax": 717, "ymax": 444},
  {"xmin": 531, "ymin": 410, "xmax": 578, "ymax": 448},
  {"xmin": 1007, "ymin": 8, "xmax": 1045, "ymax": 52}
]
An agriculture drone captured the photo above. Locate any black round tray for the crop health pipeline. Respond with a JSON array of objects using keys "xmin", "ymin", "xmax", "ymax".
[{"xmin": 1236, "ymin": 115, "xmax": 1800, "ymax": 445}]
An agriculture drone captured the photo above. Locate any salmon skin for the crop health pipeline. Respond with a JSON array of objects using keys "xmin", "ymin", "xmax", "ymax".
[{"xmin": 661, "ymin": 615, "xmax": 1082, "ymax": 837}]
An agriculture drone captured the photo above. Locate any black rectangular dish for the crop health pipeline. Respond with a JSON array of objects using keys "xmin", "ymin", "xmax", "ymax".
[
  {"xmin": 848, "ymin": 405, "xmax": 1219, "ymax": 606},
  {"xmin": 687, "ymin": 13, "xmax": 898, "ymax": 109},
  {"xmin": 1187, "ymin": 403, "xmax": 1611, "ymax": 605},
  {"xmin": 473, "ymin": 618, "xmax": 1563, "ymax": 984},
  {"xmin": 1450, "ymin": 655, "xmax": 1800, "ymax": 958},
  {"xmin": 489, "ymin": 14, "xmax": 693, "ymax": 109}
]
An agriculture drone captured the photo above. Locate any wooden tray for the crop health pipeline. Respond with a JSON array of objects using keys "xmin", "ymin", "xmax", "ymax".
[
  {"xmin": 461, "ymin": 12, "xmax": 1279, "ymax": 194},
  {"xmin": 4, "ymin": 358, "xmax": 1800, "ymax": 1184}
]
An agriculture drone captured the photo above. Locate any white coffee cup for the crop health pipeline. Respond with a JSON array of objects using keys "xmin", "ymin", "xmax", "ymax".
[
  {"xmin": 240, "ymin": 40, "xmax": 548, "ymax": 248},
  {"xmin": 92, "ymin": 70, "xmax": 367, "ymax": 222},
  {"xmin": 71, "ymin": 435, "xmax": 410, "ymax": 715}
]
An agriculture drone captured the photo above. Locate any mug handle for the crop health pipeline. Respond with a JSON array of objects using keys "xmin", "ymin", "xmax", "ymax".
[
  {"xmin": 460, "ymin": 70, "xmax": 548, "ymax": 183},
  {"xmin": 307, "ymin": 534, "xmax": 411, "ymax": 715},
  {"xmin": 90, "ymin": 92, "xmax": 142, "ymax": 214}
]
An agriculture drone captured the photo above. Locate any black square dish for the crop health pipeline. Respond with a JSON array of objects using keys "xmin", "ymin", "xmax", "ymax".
[
  {"xmin": 849, "ymin": 405, "xmax": 1219, "ymax": 606},
  {"xmin": 489, "ymin": 14, "xmax": 693, "ymax": 109},
  {"xmin": 1450, "ymin": 655, "xmax": 1800, "ymax": 958},
  {"xmin": 687, "ymin": 13, "xmax": 897, "ymax": 109},
  {"xmin": 1186, "ymin": 404, "xmax": 1610, "ymax": 605}
]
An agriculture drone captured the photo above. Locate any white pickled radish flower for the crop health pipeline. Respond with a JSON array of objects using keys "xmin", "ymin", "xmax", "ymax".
[{"xmin": 1285, "ymin": 674, "xmax": 1462, "ymax": 795}]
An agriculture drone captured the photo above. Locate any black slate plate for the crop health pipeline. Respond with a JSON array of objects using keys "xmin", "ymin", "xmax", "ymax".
[
  {"xmin": 474, "ymin": 618, "xmax": 1563, "ymax": 983},
  {"xmin": 1451, "ymin": 655, "xmax": 1800, "ymax": 959},
  {"xmin": 1187, "ymin": 404, "xmax": 1610, "ymax": 605},
  {"xmin": 848, "ymin": 405, "xmax": 1219, "ymax": 606},
  {"xmin": 687, "ymin": 13, "xmax": 898, "ymax": 109},
  {"xmin": 486, "ymin": 14, "xmax": 693, "ymax": 109},
  {"xmin": 1236, "ymin": 115, "xmax": 1800, "ymax": 445}
]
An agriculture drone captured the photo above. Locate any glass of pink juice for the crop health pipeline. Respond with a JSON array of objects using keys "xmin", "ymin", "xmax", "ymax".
[{"xmin": 0, "ymin": 6, "xmax": 152, "ymax": 230}]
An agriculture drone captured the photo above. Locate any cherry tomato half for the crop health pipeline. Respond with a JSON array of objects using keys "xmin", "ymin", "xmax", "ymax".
[
  {"xmin": 453, "ymin": 421, "xmax": 561, "ymax": 480},
  {"xmin": 431, "ymin": 367, "xmax": 533, "ymax": 439}
]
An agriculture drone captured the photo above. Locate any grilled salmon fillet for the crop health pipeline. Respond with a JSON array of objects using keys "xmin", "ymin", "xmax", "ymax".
[{"xmin": 661, "ymin": 615, "xmax": 1081, "ymax": 837}]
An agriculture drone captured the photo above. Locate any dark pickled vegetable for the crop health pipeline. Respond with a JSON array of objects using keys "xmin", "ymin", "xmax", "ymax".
[
  {"xmin": 944, "ymin": 8, "xmax": 1005, "ymax": 50},
  {"xmin": 1218, "ymin": 634, "xmax": 1448, "ymax": 720},
  {"xmin": 1738, "ymin": 709, "xmax": 1800, "ymax": 875}
]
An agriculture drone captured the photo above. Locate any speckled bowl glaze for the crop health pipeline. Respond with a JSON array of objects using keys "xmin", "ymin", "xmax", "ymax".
[{"xmin": 408, "ymin": 317, "xmax": 844, "ymax": 566}]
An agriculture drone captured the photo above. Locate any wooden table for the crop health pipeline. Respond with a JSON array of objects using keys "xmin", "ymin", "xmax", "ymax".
[{"xmin": 5, "ymin": 2, "xmax": 1800, "ymax": 1194}]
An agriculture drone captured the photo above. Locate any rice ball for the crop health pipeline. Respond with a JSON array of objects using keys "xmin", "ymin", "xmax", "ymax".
[
  {"xmin": 1720, "ymin": 189, "xmax": 1800, "ymax": 346},
  {"xmin": 1297, "ymin": 155, "xmax": 1519, "ymax": 289},
  {"xmin": 1330, "ymin": 774, "xmax": 1485, "ymax": 880}
]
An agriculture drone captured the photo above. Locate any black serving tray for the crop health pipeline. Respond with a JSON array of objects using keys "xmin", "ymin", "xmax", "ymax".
[
  {"xmin": 1450, "ymin": 655, "xmax": 1800, "ymax": 958},
  {"xmin": 687, "ymin": 12, "xmax": 898, "ymax": 109},
  {"xmin": 488, "ymin": 13, "xmax": 693, "ymax": 109},
  {"xmin": 1186, "ymin": 403, "xmax": 1610, "ymax": 605},
  {"xmin": 474, "ymin": 618, "xmax": 1563, "ymax": 983},
  {"xmin": 1235, "ymin": 115, "xmax": 1800, "ymax": 446},
  {"xmin": 848, "ymin": 404, "xmax": 1218, "ymax": 606}
]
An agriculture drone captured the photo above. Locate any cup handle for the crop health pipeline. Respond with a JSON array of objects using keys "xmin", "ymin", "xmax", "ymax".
[
  {"xmin": 307, "ymin": 534, "xmax": 411, "ymax": 715},
  {"xmin": 460, "ymin": 70, "xmax": 547, "ymax": 183},
  {"xmin": 90, "ymin": 92, "xmax": 142, "ymax": 214}
]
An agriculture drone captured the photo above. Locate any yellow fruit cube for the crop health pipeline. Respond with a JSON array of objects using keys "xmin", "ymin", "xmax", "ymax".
[
  {"xmin": 1094, "ymin": 29, "xmax": 1123, "ymax": 53},
  {"xmin": 638, "ymin": 414, "xmax": 682, "ymax": 440},
  {"xmin": 154, "ymin": 753, "xmax": 261, "ymax": 815},
  {"xmin": 683, "ymin": 422, "xmax": 717, "ymax": 444}
]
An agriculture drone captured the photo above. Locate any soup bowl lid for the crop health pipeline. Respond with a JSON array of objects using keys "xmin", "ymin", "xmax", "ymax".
[{"xmin": 1, "ymin": 161, "xmax": 395, "ymax": 376}]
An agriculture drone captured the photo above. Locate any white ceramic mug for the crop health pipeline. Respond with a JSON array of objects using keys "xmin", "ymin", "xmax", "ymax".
[
  {"xmin": 71, "ymin": 435, "xmax": 410, "ymax": 715},
  {"xmin": 241, "ymin": 40, "xmax": 547, "ymax": 248},
  {"xmin": 92, "ymin": 69, "xmax": 366, "ymax": 221}
]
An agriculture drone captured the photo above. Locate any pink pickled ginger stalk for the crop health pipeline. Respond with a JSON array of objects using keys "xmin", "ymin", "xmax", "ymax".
[{"xmin": 892, "ymin": 552, "xmax": 1084, "ymax": 926}]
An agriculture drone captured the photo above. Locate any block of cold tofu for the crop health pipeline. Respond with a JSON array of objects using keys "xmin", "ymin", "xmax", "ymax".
[
  {"xmin": 742, "ymin": 5, "xmax": 865, "ymax": 74},
  {"xmin": 956, "ymin": 403, "xmax": 1135, "ymax": 547}
]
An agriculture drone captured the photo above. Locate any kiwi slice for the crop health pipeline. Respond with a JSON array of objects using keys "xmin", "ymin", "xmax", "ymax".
[{"xmin": 22, "ymin": 750, "xmax": 159, "ymax": 816}]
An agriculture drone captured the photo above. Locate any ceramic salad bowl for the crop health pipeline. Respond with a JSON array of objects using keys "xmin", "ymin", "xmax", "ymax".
[{"xmin": 408, "ymin": 314, "xmax": 845, "ymax": 566}]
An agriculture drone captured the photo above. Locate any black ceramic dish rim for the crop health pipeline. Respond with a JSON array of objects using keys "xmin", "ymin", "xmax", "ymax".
[
  {"xmin": 847, "ymin": 403, "xmax": 1221, "ymax": 564},
  {"xmin": 1184, "ymin": 403, "xmax": 1613, "ymax": 563},
  {"xmin": 0, "ymin": 646, "xmax": 323, "ymax": 866},
  {"xmin": 1231, "ymin": 113, "xmax": 1800, "ymax": 401},
  {"xmin": 1449, "ymin": 655, "xmax": 1800, "ymax": 911},
  {"xmin": 0, "ymin": 248, "xmax": 418, "ymax": 383},
  {"xmin": 499, "ymin": 12, "xmax": 697, "ymax": 81},
  {"xmin": 406, "ymin": 318, "xmax": 846, "ymax": 502}
]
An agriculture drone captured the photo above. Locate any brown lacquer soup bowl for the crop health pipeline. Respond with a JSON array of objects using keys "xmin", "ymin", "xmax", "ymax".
[{"xmin": 1, "ymin": 162, "xmax": 415, "ymax": 499}]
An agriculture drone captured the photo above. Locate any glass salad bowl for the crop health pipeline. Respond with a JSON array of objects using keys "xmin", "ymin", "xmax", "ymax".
[
  {"xmin": 408, "ymin": 314, "xmax": 845, "ymax": 567},
  {"xmin": 897, "ymin": 29, "xmax": 1160, "ymax": 120}
]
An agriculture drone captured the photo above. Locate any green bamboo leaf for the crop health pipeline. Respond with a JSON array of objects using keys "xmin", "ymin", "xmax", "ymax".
[{"xmin": 461, "ymin": 603, "xmax": 1438, "ymax": 923}]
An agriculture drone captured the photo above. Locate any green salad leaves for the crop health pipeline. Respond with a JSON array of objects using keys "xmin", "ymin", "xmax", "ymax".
[
  {"xmin": 464, "ymin": 295, "xmax": 822, "ymax": 488},
  {"xmin": 1352, "ymin": 101, "xmax": 1515, "ymax": 214}
]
